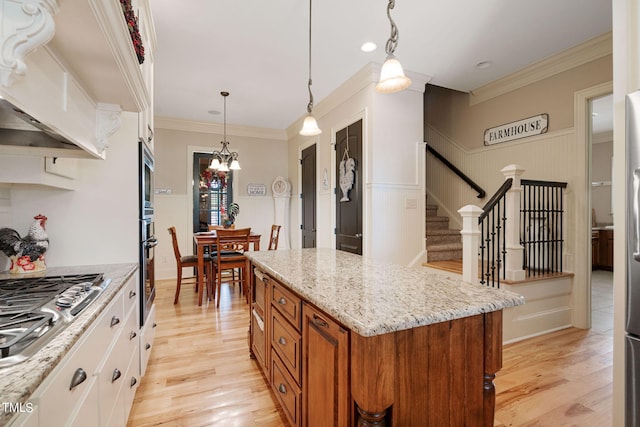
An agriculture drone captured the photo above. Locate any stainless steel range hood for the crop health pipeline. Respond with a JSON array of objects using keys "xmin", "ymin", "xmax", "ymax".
[{"xmin": 0, "ymin": 98, "xmax": 85, "ymax": 156}]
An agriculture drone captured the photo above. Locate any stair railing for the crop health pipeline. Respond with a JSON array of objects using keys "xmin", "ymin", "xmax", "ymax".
[
  {"xmin": 458, "ymin": 165, "xmax": 568, "ymax": 288},
  {"xmin": 426, "ymin": 143, "xmax": 486, "ymax": 199},
  {"xmin": 520, "ymin": 179, "xmax": 568, "ymax": 277},
  {"xmin": 477, "ymin": 178, "xmax": 513, "ymax": 288}
]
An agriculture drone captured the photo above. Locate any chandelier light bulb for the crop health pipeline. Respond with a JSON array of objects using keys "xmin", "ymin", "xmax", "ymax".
[{"xmin": 229, "ymin": 159, "xmax": 241, "ymax": 170}]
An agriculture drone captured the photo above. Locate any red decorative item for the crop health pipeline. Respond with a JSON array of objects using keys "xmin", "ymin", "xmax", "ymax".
[{"xmin": 120, "ymin": 0, "xmax": 145, "ymax": 64}]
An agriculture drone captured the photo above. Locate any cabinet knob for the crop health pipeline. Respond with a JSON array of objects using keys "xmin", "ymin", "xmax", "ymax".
[
  {"xmin": 146, "ymin": 343, "xmax": 152, "ymax": 350},
  {"xmin": 153, "ymin": 322, "xmax": 157, "ymax": 328},
  {"xmin": 278, "ymin": 336, "xmax": 287, "ymax": 346},
  {"xmin": 278, "ymin": 297, "xmax": 286, "ymax": 305},
  {"xmin": 69, "ymin": 368, "xmax": 87, "ymax": 391},
  {"xmin": 110, "ymin": 316, "xmax": 120, "ymax": 328},
  {"xmin": 129, "ymin": 331, "xmax": 137, "ymax": 340},
  {"xmin": 278, "ymin": 383, "xmax": 287, "ymax": 394},
  {"xmin": 130, "ymin": 377, "xmax": 138, "ymax": 388},
  {"xmin": 112, "ymin": 368, "xmax": 122, "ymax": 383},
  {"xmin": 129, "ymin": 290, "xmax": 137, "ymax": 299}
]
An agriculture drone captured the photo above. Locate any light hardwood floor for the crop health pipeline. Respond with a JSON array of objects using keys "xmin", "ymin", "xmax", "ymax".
[{"xmin": 127, "ymin": 277, "xmax": 613, "ymax": 426}]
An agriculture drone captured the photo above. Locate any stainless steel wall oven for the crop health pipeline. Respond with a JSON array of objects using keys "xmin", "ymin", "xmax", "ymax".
[{"xmin": 139, "ymin": 140, "xmax": 156, "ymax": 327}]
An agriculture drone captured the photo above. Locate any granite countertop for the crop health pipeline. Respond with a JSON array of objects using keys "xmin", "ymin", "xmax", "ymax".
[
  {"xmin": 246, "ymin": 249, "xmax": 524, "ymax": 337},
  {"xmin": 0, "ymin": 263, "xmax": 138, "ymax": 426}
]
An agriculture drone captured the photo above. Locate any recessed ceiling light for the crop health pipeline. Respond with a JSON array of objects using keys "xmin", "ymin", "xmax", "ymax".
[
  {"xmin": 476, "ymin": 61, "xmax": 492, "ymax": 69},
  {"xmin": 208, "ymin": 110, "xmax": 221, "ymax": 115},
  {"xmin": 360, "ymin": 42, "xmax": 377, "ymax": 53}
]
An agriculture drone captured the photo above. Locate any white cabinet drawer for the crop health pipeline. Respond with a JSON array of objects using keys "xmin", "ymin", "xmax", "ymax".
[
  {"xmin": 140, "ymin": 303, "xmax": 156, "ymax": 376},
  {"xmin": 97, "ymin": 309, "xmax": 132, "ymax": 427},
  {"xmin": 67, "ymin": 377, "xmax": 99, "ymax": 427}
]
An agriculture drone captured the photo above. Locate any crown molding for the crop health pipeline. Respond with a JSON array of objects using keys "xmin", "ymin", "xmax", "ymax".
[
  {"xmin": 154, "ymin": 116, "xmax": 288, "ymax": 141},
  {"xmin": 470, "ymin": 32, "xmax": 612, "ymax": 106}
]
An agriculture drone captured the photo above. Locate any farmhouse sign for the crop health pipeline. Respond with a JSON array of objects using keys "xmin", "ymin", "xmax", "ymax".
[{"xmin": 484, "ymin": 114, "xmax": 548, "ymax": 146}]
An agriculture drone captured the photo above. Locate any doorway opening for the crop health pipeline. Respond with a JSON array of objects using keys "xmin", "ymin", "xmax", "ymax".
[{"xmin": 589, "ymin": 93, "xmax": 614, "ymax": 337}]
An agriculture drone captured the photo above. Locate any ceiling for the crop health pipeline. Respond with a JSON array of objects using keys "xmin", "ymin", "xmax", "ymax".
[{"xmin": 150, "ymin": 0, "xmax": 612, "ymax": 132}]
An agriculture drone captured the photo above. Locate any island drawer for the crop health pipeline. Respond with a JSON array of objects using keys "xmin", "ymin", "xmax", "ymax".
[
  {"xmin": 271, "ymin": 350, "xmax": 301, "ymax": 427},
  {"xmin": 271, "ymin": 309, "xmax": 302, "ymax": 385},
  {"xmin": 251, "ymin": 308, "xmax": 268, "ymax": 372},
  {"xmin": 272, "ymin": 281, "xmax": 302, "ymax": 331},
  {"xmin": 253, "ymin": 268, "xmax": 269, "ymax": 316}
]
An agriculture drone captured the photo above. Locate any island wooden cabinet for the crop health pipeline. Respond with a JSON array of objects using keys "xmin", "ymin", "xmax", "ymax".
[
  {"xmin": 249, "ymin": 262, "xmax": 505, "ymax": 427},
  {"xmin": 301, "ymin": 303, "xmax": 349, "ymax": 427}
]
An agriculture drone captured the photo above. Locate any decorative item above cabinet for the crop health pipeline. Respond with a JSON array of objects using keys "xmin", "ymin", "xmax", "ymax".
[{"xmin": 0, "ymin": 0, "xmax": 156, "ymax": 159}]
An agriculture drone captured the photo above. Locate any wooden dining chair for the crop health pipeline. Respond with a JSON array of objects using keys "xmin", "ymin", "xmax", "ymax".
[
  {"xmin": 268, "ymin": 224, "xmax": 281, "ymax": 250},
  {"xmin": 168, "ymin": 226, "xmax": 214, "ymax": 304},
  {"xmin": 211, "ymin": 227, "xmax": 251, "ymax": 307}
]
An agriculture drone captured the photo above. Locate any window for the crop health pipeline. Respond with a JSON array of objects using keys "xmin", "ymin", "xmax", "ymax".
[{"xmin": 193, "ymin": 152, "xmax": 233, "ymax": 232}]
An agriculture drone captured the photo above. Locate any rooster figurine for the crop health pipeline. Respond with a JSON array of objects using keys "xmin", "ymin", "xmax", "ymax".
[{"xmin": 0, "ymin": 214, "xmax": 49, "ymax": 273}]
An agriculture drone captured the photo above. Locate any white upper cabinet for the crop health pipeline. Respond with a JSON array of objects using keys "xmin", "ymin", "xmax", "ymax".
[{"xmin": 0, "ymin": 0, "xmax": 156, "ymax": 159}]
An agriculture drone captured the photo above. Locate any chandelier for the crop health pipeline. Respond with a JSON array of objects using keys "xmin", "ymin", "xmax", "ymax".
[
  {"xmin": 209, "ymin": 91, "xmax": 240, "ymax": 172},
  {"xmin": 375, "ymin": 0, "xmax": 411, "ymax": 93},
  {"xmin": 299, "ymin": 0, "xmax": 321, "ymax": 136}
]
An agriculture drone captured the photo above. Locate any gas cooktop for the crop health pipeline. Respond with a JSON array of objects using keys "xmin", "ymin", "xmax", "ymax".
[{"xmin": 0, "ymin": 273, "xmax": 110, "ymax": 368}]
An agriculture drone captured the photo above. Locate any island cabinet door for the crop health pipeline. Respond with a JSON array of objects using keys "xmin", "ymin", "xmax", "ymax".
[
  {"xmin": 251, "ymin": 268, "xmax": 271, "ymax": 371},
  {"xmin": 301, "ymin": 302, "xmax": 350, "ymax": 427}
]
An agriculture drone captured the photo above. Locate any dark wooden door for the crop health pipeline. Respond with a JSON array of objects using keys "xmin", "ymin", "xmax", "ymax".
[
  {"xmin": 335, "ymin": 120, "xmax": 362, "ymax": 254},
  {"xmin": 301, "ymin": 144, "xmax": 317, "ymax": 248}
]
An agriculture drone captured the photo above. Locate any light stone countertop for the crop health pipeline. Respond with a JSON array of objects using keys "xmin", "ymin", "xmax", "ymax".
[
  {"xmin": 246, "ymin": 248, "xmax": 524, "ymax": 337},
  {"xmin": 0, "ymin": 263, "xmax": 138, "ymax": 426}
]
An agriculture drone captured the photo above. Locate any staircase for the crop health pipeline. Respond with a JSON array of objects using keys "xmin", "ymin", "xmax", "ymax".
[{"xmin": 424, "ymin": 201, "xmax": 463, "ymax": 264}]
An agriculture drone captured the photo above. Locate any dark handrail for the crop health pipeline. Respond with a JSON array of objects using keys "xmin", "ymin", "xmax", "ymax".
[
  {"xmin": 479, "ymin": 178, "xmax": 513, "ymax": 222},
  {"xmin": 425, "ymin": 143, "xmax": 486, "ymax": 198},
  {"xmin": 521, "ymin": 179, "xmax": 568, "ymax": 189}
]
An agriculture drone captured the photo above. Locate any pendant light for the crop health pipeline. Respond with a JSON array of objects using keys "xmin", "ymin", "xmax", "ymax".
[
  {"xmin": 299, "ymin": 0, "xmax": 321, "ymax": 136},
  {"xmin": 375, "ymin": 0, "xmax": 411, "ymax": 94},
  {"xmin": 209, "ymin": 91, "xmax": 241, "ymax": 171}
]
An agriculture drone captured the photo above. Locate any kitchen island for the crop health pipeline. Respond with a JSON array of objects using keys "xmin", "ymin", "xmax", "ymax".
[
  {"xmin": 246, "ymin": 249, "xmax": 524, "ymax": 427},
  {"xmin": 0, "ymin": 263, "xmax": 138, "ymax": 427}
]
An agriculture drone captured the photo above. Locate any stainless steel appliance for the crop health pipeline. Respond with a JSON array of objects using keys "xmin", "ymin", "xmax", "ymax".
[
  {"xmin": 626, "ymin": 90, "xmax": 640, "ymax": 426},
  {"xmin": 0, "ymin": 274, "xmax": 109, "ymax": 368},
  {"xmin": 139, "ymin": 140, "xmax": 156, "ymax": 327}
]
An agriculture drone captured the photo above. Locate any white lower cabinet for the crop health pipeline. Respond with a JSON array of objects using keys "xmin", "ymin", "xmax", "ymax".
[
  {"xmin": 8, "ymin": 273, "xmax": 142, "ymax": 427},
  {"xmin": 139, "ymin": 303, "xmax": 156, "ymax": 376}
]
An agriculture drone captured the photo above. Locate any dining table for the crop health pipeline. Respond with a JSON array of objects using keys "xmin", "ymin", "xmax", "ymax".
[{"xmin": 193, "ymin": 230, "xmax": 262, "ymax": 306}]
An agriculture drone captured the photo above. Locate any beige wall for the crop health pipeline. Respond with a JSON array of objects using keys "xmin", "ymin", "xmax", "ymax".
[
  {"xmin": 153, "ymin": 124, "xmax": 288, "ymax": 279},
  {"xmin": 427, "ymin": 55, "xmax": 612, "ymax": 150}
]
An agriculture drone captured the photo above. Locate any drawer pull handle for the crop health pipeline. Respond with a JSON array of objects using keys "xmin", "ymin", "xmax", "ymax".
[
  {"xmin": 313, "ymin": 314, "xmax": 329, "ymax": 328},
  {"xmin": 69, "ymin": 368, "xmax": 87, "ymax": 390},
  {"xmin": 278, "ymin": 297, "xmax": 286, "ymax": 305},
  {"xmin": 129, "ymin": 331, "xmax": 137, "ymax": 340},
  {"xmin": 112, "ymin": 368, "xmax": 122, "ymax": 383},
  {"xmin": 146, "ymin": 343, "xmax": 152, "ymax": 350},
  {"xmin": 153, "ymin": 322, "xmax": 157, "ymax": 328},
  {"xmin": 278, "ymin": 383, "xmax": 287, "ymax": 394},
  {"xmin": 110, "ymin": 316, "xmax": 120, "ymax": 328},
  {"xmin": 278, "ymin": 336, "xmax": 287, "ymax": 346},
  {"xmin": 129, "ymin": 290, "xmax": 137, "ymax": 299},
  {"xmin": 130, "ymin": 377, "xmax": 138, "ymax": 388}
]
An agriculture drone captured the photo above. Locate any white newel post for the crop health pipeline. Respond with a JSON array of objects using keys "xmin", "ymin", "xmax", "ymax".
[
  {"xmin": 458, "ymin": 205, "xmax": 483, "ymax": 284},
  {"xmin": 272, "ymin": 176, "xmax": 291, "ymax": 250},
  {"xmin": 501, "ymin": 164, "xmax": 526, "ymax": 281}
]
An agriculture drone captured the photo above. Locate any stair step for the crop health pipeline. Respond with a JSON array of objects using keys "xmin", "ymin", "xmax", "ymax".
[
  {"xmin": 426, "ymin": 216, "xmax": 450, "ymax": 231},
  {"xmin": 426, "ymin": 204, "xmax": 438, "ymax": 217},
  {"xmin": 426, "ymin": 242, "xmax": 463, "ymax": 262},
  {"xmin": 426, "ymin": 228, "xmax": 462, "ymax": 245}
]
